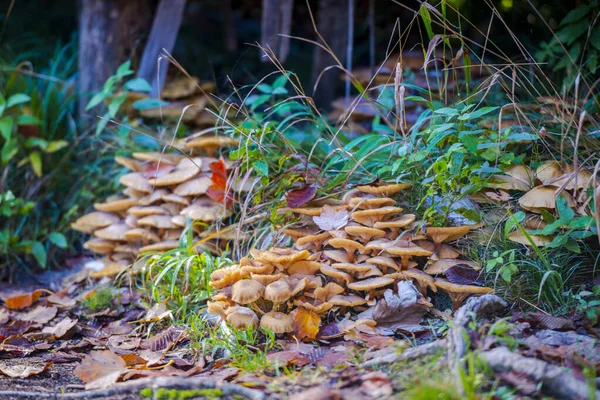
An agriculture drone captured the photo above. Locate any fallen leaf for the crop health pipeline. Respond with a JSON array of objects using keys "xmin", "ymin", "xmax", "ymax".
[
  {"xmin": 5, "ymin": 290, "xmax": 43, "ymax": 310},
  {"xmin": 0, "ymin": 321, "xmax": 36, "ymax": 337},
  {"xmin": 313, "ymin": 205, "xmax": 348, "ymax": 231},
  {"xmin": 293, "ymin": 308, "xmax": 320, "ymax": 340},
  {"xmin": 267, "ymin": 350, "xmax": 310, "ymax": 367},
  {"xmin": 143, "ymin": 161, "xmax": 175, "ymax": 179},
  {"xmin": 16, "ymin": 306, "xmax": 57, "ymax": 324},
  {"xmin": 74, "ymin": 350, "xmax": 127, "ymax": 389},
  {"xmin": 206, "ymin": 159, "xmax": 233, "ymax": 207},
  {"xmin": 0, "ymin": 308, "xmax": 10, "ymax": 324},
  {"xmin": 289, "ymin": 387, "xmax": 341, "ymax": 400},
  {"xmin": 46, "ymin": 289, "xmax": 76, "ymax": 308},
  {"xmin": 0, "ymin": 361, "xmax": 51, "ymax": 378},
  {"xmin": 361, "ymin": 371, "xmax": 393, "ymax": 397},
  {"xmin": 140, "ymin": 326, "xmax": 187, "ymax": 351},
  {"xmin": 445, "ymin": 265, "xmax": 483, "ymax": 286},
  {"xmin": 120, "ymin": 353, "xmax": 147, "ymax": 367},
  {"xmin": 286, "ymin": 184, "xmax": 317, "ymax": 208},
  {"xmin": 42, "ymin": 317, "xmax": 78, "ymax": 339}
]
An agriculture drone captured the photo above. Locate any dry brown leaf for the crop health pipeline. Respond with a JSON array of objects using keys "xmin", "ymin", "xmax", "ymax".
[
  {"xmin": 74, "ymin": 350, "xmax": 127, "ymax": 389},
  {"xmin": 5, "ymin": 290, "xmax": 43, "ymax": 310},
  {"xmin": 293, "ymin": 308, "xmax": 320, "ymax": 340},
  {"xmin": 120, "ymin": 353, "xmax": 147, "ymax": 367},
  {"xmin": 46, "ymin": 289, "xmax": 76, "ymax": 308},
  {"xmin": 16, "ymin": 306, "xmax": 57, "ymax": 324},
  {"xmin": 42, "ymin": 317, "xmax": 77, "ymax": 340},
  {"xmin": 0, "ymin": 361, "xmax": 51, "ymax": 378}
]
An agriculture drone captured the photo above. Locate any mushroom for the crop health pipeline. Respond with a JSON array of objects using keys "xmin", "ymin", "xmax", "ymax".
[
  {"xmin": 328, "ymin": 238, "xmax": 365, "ymax": 263},
  {"xmin": 311, "ymin": 282, "xmax": 345, "ymax": 303},
  {"xmin": 518, "ymin": 186, "xmax": 575, "ymax": 214},
  {"xmin": 424, "ymin": 259, "xmax": 481, "ymax": 275},
  {"xmin": 174, "ymin": 175, "xmax": 212, "ymax": 197},
  {"xmin": 226, "ymin": 306, "xmax": 259, "ymax": 329},
  {"xmin": 331, "ymin": 263, "xmax": 373, "ymax": 273},
  {"xmin": 124, "ymin": 228, "xmax": 160, "ymax": 243},
  {"xmin": 373, "ymin": 214, "xmax": 416, "ymax": 237},
  {"xmin": 240, "ymin": 258, "xmax": 275, "ymax": 275},
  {"xmin": 414, "ymin": 240, "xmax": 460, "ymax": 259},
  {"xmin": 260, "ymin": 311, "xmax": 295, "ymax": 334},
  {"xmin": 293, "ymin": 300, "xmax": 333, "ymax": 315},
  {"xmin": 94, "ymin": 198, "xmax": 138, "ymax": 212},
  {"xmin": 209, "ymin": 266, "xmax": 249, "ymax": 289},
  {"xmin": 119, "ymin": 172, "xmax": 152, "ymax": 193},
  {"xmin": 264, "ymin": 280, "xmax": 292, "ymax": 311},
  {"xmin": 231, "ymin": 279, "xmax": 264, "ymax": 305},
  {"xmin": 162, "ymin": 193, "xmax": 190, "ymax": 206},
  {"xmin": 352, "ymin": 207, "xmax": 403, "ymax": 227},
  {"xmin": 355, "ymin": 264, "xmax": 385, "ymax": 279},
  {"xmin": 250, "ymin": 273, "xmax": 286, "ymax": 286},
  {"xmin": 425, "ymin": 226, "xmax": 470, "ymax": 256},
  {"xmin": 536, "ymin": 161, "xmax": 566, "ymax": 184},
  {"xmin": 386, "ymin": 244, "xmax": 433, "ymax": 269},
  {"xmin": 434, "ymin": 278, "xmax": 494, "ymax": 309},
  {"xmin": 138, "ymin": 189, "xmax": 169, "ymax": 206},
  {"xmin": 148, "ymin": 157, "xmax": 202, "ymax": 187},
  {"xmin": 344, "ymin": 226, "xmax": 386, "ymax": 243},
  {"xmin": 250, "ymin": 248, "xmax": 310, "ymax": 271},
  {"xmin": 404, "ymin": 268, "xmax": 437, "ymax": 297},
  {"xmin": 295, "ymin": 232, "xmax": 330, "ymax": 251},
  {"xmin": 287, "ymin": 260, "xmax": 322, "ymax": 275},
  {"xmin": 366, "ymin": 256, "xmax": 400, "ymax": 273},
  {"xmin": 348, "ymin": 197, "xmax": 396, "ymax": 209},
  {"xmin": 184, "ymin": 135, "xmax": 240, "ymax": 157},
  {"xmin": 347, "ymin": 276, "xmax": 394, "ymax": 291},
  {"xmin": 83, "ymin": 238, "xmax": 116, "ymax": 254},
  {"xmin": 323, "ymin": 250, "xmax": 351, "ymax": 263},
  {"xmin": 486, "ymin": 175, "xmax": 531, "ymax": 191},
  {"xmin": 328, "ymin": 294, "xmax": 367, "ymax": 307},
  {"xmin": 128, "ymin": 206, "xmax": 169, "ymax": 217},
  {"xmin": 290, "ymin": 205, "xmax": 348, "ymax": 217},
  {"xmin": 137, "ymin": 215, "xmax": 177, "ymax": 230},
  {"xmin": 320, "ymin": 264, "xmax": 353, "ymax": 285},
  {"xmin": 139, "ymin": 240, "xmax": 180, "ymax": 253},
  {"xmin": 75, "ymin": 211, "xmax": 120, "ymax": 229},
  {"xmin": 132, "ymin": 152, "xmax": 182, "ymax": 164},
  {"xmin": 356, "ymin": 183, "xmax": 411, "ymax": 196},
  {"xmin": 507, "ymin": 230, "xmax": 552, "ymax": 247},
  {"xmin": 180, "ymin": 197, "xmax": 232, "ymax": 221},
  {"xmin": 94, "ymin": 222, "xmax": 130, "ymax": 241},
  {"xmin": 115, "ymin": 156, "xmax": 144, "ymax": 172},
  {"xmin": 207, "ymin": 301, "xmax": 230, "ymax": 319}
]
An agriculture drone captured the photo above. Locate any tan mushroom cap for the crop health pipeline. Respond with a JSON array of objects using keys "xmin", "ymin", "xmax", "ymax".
[
  {"xmin": 138, "ymin": 189, "xmax": 169, "ymax": 206},
  {"xmin": 518, "ymin": 186, "xmax": 575, "ymax": 213},
  {"xmin": 119, "ymin": 172, "xmax": 152, "ymax": 193},
  {"xmin": 83, "ymin": 238, "xmax": 116, "ymax": 254},
  {"xmin": 162, "ymin": 193, "xmax": 190, "ymax": 206},
  {"xmin": 252, "ymin": 272, "xmax": 289, "ymax": 286},
  {"xmin": 207, "ymin": 301, "xmax": 230, "ymax": 319},
  {"xmin": 424, "ymin": 259, "xmax": 481, "ymax": 275},
  {"xmin": 75, "ymin": 211, "xmax": 120, "ymax": 228},
  {"xmin": 296, "ymin": 232, "xmax": 331, "ymax": 250},
  {"xmin": 282, "ymin": 227, "xmax": 317, "ymax": 240},
  {"xmin": 250, "ymin": 248, "xmax": 310, "ymax": 270},
  {"xmin": 323, "ymin": 250, "xmax": 350, "ymax": 263},
  {"xmin": 366, "ymin": 256, "xmax": 400, "ymax": 272},
  {"xmin": 551, "ymin": 169, "xmax": 594, "ymax": 190},
  {"xmin": 171, "ymin": 215, "xmax": 187, "ymax": 227},
  {"xmin": 294, "ymin": 300, "xmax": 333, "ymax": 314},
  {"xmin": 181, "ymin": 197, "xmax": 231, "ymax": 221},
  {"xmin": 426, "ymin": 226, "xmax": 471, "ymax": 243},
  {"xmin": 260, "ymin": 311, "xmax": 294, "ymax": 334},
  {"xmin": 231, "ymin": 279, "xmax": 264, "ymax": 304},
  {"xmin": 347, "ymin": 276, "xmax": 394, "ymax": 291},
  {"xmin": 434, "ymin": 278, "xmax": 494, "ymax": 305},
  {"xmin": 320, "ymin": 264, "xmax": 353, "ymax": 284},
  {"xmin": 240, "ymin": 258, "xmax": 275, "ymax": 275},
  {"xmin": 505, "ymin": 165, "xmax": 534, "ymax": 185},
  {"xmin": 184, "ymin": 135, "xmax": 239, "ymax": 150},
  {"xmin": 128, "ymin": 206, "xmax": 169, "ymax": 217},
  {"xmin": 507, "ymin": 230, "xmax": 552, "ymax": 247},
  {"xmin": 373, "ymin": 214, "xmax": 416, "ymax": 230},
  {"xmin": 94, "ymin": 198, "xmax": 138, "ymax": 212},
  {"xmin": 174, "ymin": 175, "xmax": 212, "ymax": 197},
  {"xmin": 113, "ymin": 244, "xmax": 140, "ymax": 255},
  {"xmin": 356, "ymin": 263, "xmax": 385, "ymax": 279},
  {"xmin": 344, "ymin": 226, "xmax": 386, "ymax": 242},
  {"xmin": 290, "ymin": 205, "xmax": 348, "ymax": 216},
  {"xmin": 386, "ymin": 244, "xmax": 433, "ymax": 258},
  {"xmin": 523, "ymin": 214, "xmax": 547, "ymax": 230},
  {"xmin": 348, "ymin": 197, "xmax": 396, "ymax": 209},
  {"xmin": 94, "ymin": 222, "xmax": 130, "ymax": 241},
  {"xmin": 356, "ymin": 182, "xmax": 411, "ymax": 196},
  {"xmin": 352, "ymin": 206, "xmax": 403, "ymax": 226},
  {"xmin": 364, "ymin": 239, "xmax": 395, "ymax": 253},
  {"xmin": 148, "ymin": 158, "xmax": 202, "ymax": 186},
  {"xmin": 137, "ymin": 215, "xmax": 177, "ymax": 229},
  {"xmin": 264, "ymin": 280, "xmax": 293, "ymax": 303},
  {"xmin": 115, "ymin": 156, "xmax": 144, "ymax": 172},
  {"xmin": 404, "ymin": 268, "xmax": 437, "ymax": 293},
  {"xmin": 328, "ymin": 294, "xmax": 368, "ymax": 307},
  {"xmin": 287, "ymin": 260, "xmax": 322, "ymax": 275},
  {"xmin": 124, "ymin": 228, "xmax": 160, "ymax": 243},
  {"xmin": 139, "ymin": 240, "xmax": 180, "ymax": 253},
  {"xmin": 415, "ymin": 240, "xmax": 461, "ymax": 259},
  {"xmin": 161, "ymin": 76, "xmax": 200, "ymax": 99},
  {"xmin": 162, "ymin": 229, "xmax": 183, "ymax": 240},
  {"xmin": 332, "ymin": 262, "xmax": 373, "ymax": 273},
  {"xmin": 226, "ymin": 306, "xmax": 259, "ymax": 329},
  {"xmin": 486, "ymin": 174, "xmax": 531, "ymax": 191},
  {"xmin": 328, "ymin": 238, "xmax": 365, "ymax": 254},
  {"xmin": 132, "ymin": 152, "xmax": 181, "ymax": 164},
  {"xmin": 312, "ymin": 282, "xmax": 345, "ymax": 302},
  {"xmin": 536, "ymin": 161, "xmax": 565, "ymax": 184},
  {"xmin": 210, "ymin": 266, "xmax": 249, "ymax": 289}
]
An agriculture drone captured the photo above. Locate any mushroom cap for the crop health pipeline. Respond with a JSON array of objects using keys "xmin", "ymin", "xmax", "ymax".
[
  {"xmin": 138, "ymin": 189, "xmax": 169, "ymax": 206},
  {"xmin": 240, "ymin": 260, "xmax": 275, "ymax": 275},
  {"xmin": 551, "ymin": 169, "xmax": 594, "ymax": 190},
  {"xmin": 249, "ymin": 248, "xmax": 310, "ymax": 270},
  {"xmin": 264, "ymin": 280, "xmax": 293, "ymax": 303},
  {"xmin": 226, "ymin": 306, "xmax": 259, "ymax": 329},
  {"xmin": 231, "ymin": 279, "xmax": 264, "ymax": 304},
  {"xmin": 523, "ymin": 214, "xmax": 547, "ymax": 230},
  {"xmin": 282, "ymin": 227, "xmax": 317, "ymax": 240},
  {"xmin": 505, "ymin": 165, "xmax": 534, "ymax": 186},
  {"xmin": 76, "ymin": 211, "xmax": 120, "ymax": 228},
  {"xmin": 347, "ymin": 276, "xmax": 394, "ymax": 291},
  {"xmin": 290, "ymin": 205, "xmax": 348, "ymax": 216},
  {"xmin": 180, "ymin": 197, "xmax": 231, "ymax": 221},
  {"xmin": 344, "ymin": 226, "xmax": 386, "ymax": 242},
  {"xmin": 386, "ymin": 244, "xmax": 433, "ymax": 257},
  {"xmin": 320, "ymin": 264, "xmax": 353, "ymax": 284},
  {"xmin": 83, "ymin": 238, "xmax": 116, "ymax": 254},
  {"xmin": 434, "ymin": 278, "xmax": 494, "ymax": 294},
  {"xmin": 424, "ymin": 259, "xmax": 481, "ymax": 275},
  {"xmin": 518, "ymin": 186, "xmax": 575, "ymax": 213},
  {"xmin": 364, "ymin": 239, "xmax": 395, "ymax": 252},
  {"xmin": 404, "ymin": 268, "xmax": 437, "ymax": 292},
  {"xmin": 148, "ymin": 157, "xmax": 202, "ymax": 186},
  {"xmin": 356, "ymin": 183, "xmax": 411, "ymax": 196},
  {"xmin": 123, "ymin": 228, "xmax": 160, "ymax": 243},
  {"xmin": 536, "ymin": 161, "xmax": 565, "ymax": 184},
  {"xmin": 162, "ymin": 229, "xmax": 183, "ymax": 240},
  {"xmin": 161, "ymin": 76, "xmax": 200, "ymax": 99},
  {"xmin": 94, "ymin": 198, "xmax": 138, "ymax": 212},
  {"xmin": 366, "ymin": 256, "xmax": 400, "ymax": 271},
  {"xmin": 94, "ymin": 222, "xmax": 130, "ymax": 241},
  {"xmin": 296, "ymin": 232, "xmax": 331, "ymax": 247},
  {"xmin": 356, "ymin": 263, "xmax": 385, "ymax": 279},
  {"xmin": 128, "ymin": 206, "xmax": 169, "ymax": 217},
  {"xmin": 323, "ymin": 250, "xmax": 350, "ymax": 263},
  {"xmin": 174, "ymin": 175, "xmax": 212, "ymax": 197},
  {"xmin": 348, "ymin": 197, "xmax": 396, "ymax": 209},
  {"xmin": 119, "ymin": 172, "xmax": 152, "ymax": 193},
  {"xmin": 137, "ymin": 215, "xmax": 177, "ymax": 229},
  {"xmin": 311, "ymin": 282, "xmax": 345, "ymax": 302},
  {"xmin": 287, "ymin": 260, "xmax": 322, "ymax": 275},
  {"xmin": 328, "ymin": 294, "xmax": 368, "ymax": 307},
  {"xmin": 328, "ymin": 238, "xmax": 365, "ymax": 253},
  {"xmin": 249, "ymin": 273, "xmax": 286, "ymax": 286},
  {"xmin": 210, "ymin": 266, "xmax": 249, "ymax": 289},
  {"xmin": 332, "ymin": 262, "xmax": 373, "ymax": 273},
  {"xmin": 115, "ymin": 156, "xmax": 144, "ymax": 172},
  {"xmin": 206, "ymin": 301, "xmax": 230, "ymax": 319},
  {"xmin": 139, "ymin": 240, "xmax": 180, "ymax": 253},
  {"xmin": 260, "ymin": 311, "xmax": 294, "ymax": 334},
  {"xmin": 486, "ymin": 174, "xmax": 531, "ymax": 191},
  {"xmin": 507, "ymin": 230, "xmax": 552, "ymax": 247},
  {"xmin": 162, "ymin": 193, "xmax": 190, "ymax": 206},
  {"xmin": 184, "ymin": 135, "xmax": 239, "ymax": 150},
  {"xmin": 426, "ymin": 226, "xmax": 471, "ymax": 243},
  {"xmin": 373, "ymin": 214, "xmax": 417, "ymax": 230},
  {"xmin": 132, "ymin": 152, "xmax": 182, "ymax": 164},
  {"xmin": 113, "ymin": 244, "xmax": 140, "ymax": 255},
  {"xmin": 352, "ymin": 207, "xmax": 403, "ymax": 226},
  {"xmin": 415, "ymin": 240, "xmax": 461, "ymax": 259}
]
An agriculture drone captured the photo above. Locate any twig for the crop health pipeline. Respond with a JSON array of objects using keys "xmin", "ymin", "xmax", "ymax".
[
  {"xmin": 481, "ymin": 347, "xmax": 600, "ymax": 400},
  {"xmin": 360, "ymin": 339, "xmax": 446, "ymax": 367},
  {"xmin": 0, "ymin": 376, "xmax": 265, "ymax": 400}
]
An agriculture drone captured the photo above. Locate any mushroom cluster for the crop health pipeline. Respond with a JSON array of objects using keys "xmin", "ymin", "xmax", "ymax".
[
  {"xmin": 471, "ymin": 162, "xmax": 596, "ymax": 246},
  {"xmin": 72, "ymin": 136, "xmax": 241, "ymax": 277},
  {"xmin": 207, "ymin": 181, "xmax": 493, "ymax": 333}
]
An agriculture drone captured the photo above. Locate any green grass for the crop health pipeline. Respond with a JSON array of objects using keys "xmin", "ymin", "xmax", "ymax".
[{"xmin": 83, "ymin": 285, "xmax": 114, "ymax": 312}]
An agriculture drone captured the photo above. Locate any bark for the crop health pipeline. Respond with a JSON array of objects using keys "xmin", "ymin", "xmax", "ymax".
[
  {"xmin": 78, "ymin": 0, "xmax": 153, "ymax": 118},
  {"xmin": 311, "ymin": 0, "xmax": 349, "ymax": 109},
  {"xmin": 221, "ymin": 0, "xmax": 237, "ymax": 52},
  {"xmin": 260, "ymin": 0, "xmax": 294, "ymax": 63},
  {"xmin": 136, "ymin": 0, "xmax": 188, "ymax": 97}
]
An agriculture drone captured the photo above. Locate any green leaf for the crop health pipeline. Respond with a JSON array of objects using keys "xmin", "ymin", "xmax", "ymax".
[
  {"xmin": 0, "ymin": 92, "xmax": 5, "ymax": 116},
  {"xmin": 31, "ymin": 241, "xmax": 47, "ymax": 267},
  {"xmin": 459, "ymin": 132, "xmax": 477, "ymax": 153},
  {"xmin": 48, "ymin": 232, "xmax": 67, "ymax": 249},
  {"xmin": 419, "ymin": 5, "xmax": 434, "ymax": 40},
  {"xmin": 252, "ymin": 160, "xmax": 269, "ymax": 177},
  {"xmin": 16, "ymin": 115, "xmax": 41, "ymax": 125},
  {"xmin": 86, "ymin": 91, "xmax": 107, "ymax": 111},
  {"xmin": 569, "ymin": 216, "xmax": 594, "ymax": 229},
  {"xmin": 124, "ymin": 78, "xmax": 153, "ymax": 93},
  {"xmin": 25, "ymin": 137, "xmax": 48, "ymax": 150},
  {"xmin": 29, "ymin": 151, "xmax": 42, "ymax": 177},
  {"xmin": 272, "ymin": 74, "xmax": 289, "ymax": 90},
  {"xmin": 132, "ymin": 99, "xmax": 169, "ymax": 110},
  {"xmin": 116, "ymin": 60, "xmax": 134, "ymax": 78},
  {"xmin": 6, "ymin": 93, "xmax": 31, "ymax": 108},
  {"xmin": 1, "ymin": 139, "xmax": 18, "ymax": 165},
  {"xmin": 556, "ymin": 196, "xmax": 575, "ymax": 220},
  {"xmin": 95, "ymin": 114, "xmax": 109, "ymax": 135},
  {"xmin": 540, "ymin": 219, "xmax": 567, "ymax": 235},
  {"xmin": 564, "ymin": 238, "xmax": 581, "ymax": 253},
  {"xmin": 257, "ymin": 83, "xmax": 273, "ymax": 94},
  {"xmin": 505, "ymin": 211, "xmax": 526, "ymax": 236},
  {"xmin": 108, "ymin": 93, "xmax": 126, "ymax": 118},
  {"xmin": 434, "ymin": 107, "xmax": 459, "ymax": 117},
  {"xmin": 46, "ymin": 140, "xmax": 69, "ymax": 153},
  {"xmin": 458, "ymin": 106, "xmax": 499, "ymax": 121},
  {"xmin": 0, "ymin": 116, "xmax": 13, "ymax": 140},
  {"xmin": 561, "ymin": 5, "xmax": 590, "ymax": 26}
]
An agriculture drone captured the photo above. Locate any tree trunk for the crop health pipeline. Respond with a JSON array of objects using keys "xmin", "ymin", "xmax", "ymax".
[
  {"xmin": 136, "ymin": 0, "xmax": 187, "ymax": 98},
  {"xmin": 221, "ymin": 0, "xmax": 237, "ymax": 52},
  {"xmin": 78, "ymin": 0, "xmax": 153, "ymax": 118},
  {"xmin": 311, "ymin": 0, "xmax": 349, "ymax": 109},
  {"xmin": 260, "ymin": 0, "xmax": 294, "ymax": 62}
]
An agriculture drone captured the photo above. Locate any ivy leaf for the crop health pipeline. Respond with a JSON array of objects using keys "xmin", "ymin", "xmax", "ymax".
[
  {"xmin": 132, "ymin": 99, "xmax": 169, "ymax": 110},
  {"xmin": 48, "ymin": 232, "xmax": 67, "ymax": 249},
  {"xmin": 32, "ymin": 241, "xmax": 47, "ymax": 267}
]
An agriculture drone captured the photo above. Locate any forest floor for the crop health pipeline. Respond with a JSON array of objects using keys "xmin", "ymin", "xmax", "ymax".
[{"xmin": 0, "ymin": 257, "xmax": 598, "ymax": 400}]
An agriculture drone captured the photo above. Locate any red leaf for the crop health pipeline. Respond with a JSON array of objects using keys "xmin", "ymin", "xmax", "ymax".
[
  {"xmin": 143, "ymin": 161, "xmax": 174, "ymax": 179},
  {"xmin": 286, "ymin": 185, "xmax": 317, "ymax": 208},
  {"xmin": 206, "ymin": 159, "xmax": 233, "ymax": 208}
]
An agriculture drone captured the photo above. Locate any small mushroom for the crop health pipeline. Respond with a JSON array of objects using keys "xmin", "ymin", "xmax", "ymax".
[
  {"xmin": 139, "ymin": 240, "xmax": 179, "ymax": 253},
  {"xmin": 320, "ymin": 264, "xmax": 353, "ymax": 285},
  {"xmin": 231, "ymin": 279, "xmax": 265, "ymax": 304},
  {"xmin": 328, "ymin": 294, "xmax": 367, "ymax": 307},
  {"xmin": 207, "ymin": 300, "xmax": 230, "ymax": 319},
  {"xmin": 94, "ymin": 198, "xmax": 138, "ymax": 212},
  {"xmin": 348, "ymin": 197, "xmax": 396, "ymax": 209},
  {"xmin": 264, "ymin": 280, "xmax": 293, "ymax": 310},
  {"xmin": 124, "ymin": 228, "xmax": 160, "ymax": 243},
  {"xmin": 119, "ymin": 172, "xmax": 152, "ymax": 193},
  {"xmin": 296, "ymin": 232, "xmax": 330, "ymax": 251},
  {"xmin": 331, "ymin": 262, "xmax": 372, "ymax": 273},
  {"xmin": 373, "ymin": 214, "xmax": 416, "ymax": 237},
  {"xmin": 328, "ymin": 238, "xmax": 365, "ymax": 263},
  {"xmin": 75, "ymin": 211, "xmax": 120, "ymax": 229},
  {"xmin": 94, "ymin": 223, "xmax": 130, "ymax": 241},
  {"xmin": 128, "ymin": 206, "xmax": 169, "ymax": 217},
  {"xmin": 260, "ymin": 311, "xmax": 295, "ymax": 334},
  {"xmin": 414, "ymin": 240, "xmax": 460, "ymax": 259},
  {"xmin": 174, "ymin": 175, "xmax": 212, "ymax": 197},
  {"xmin": 404, "ymin": 268, "xmax": 437, "ymax": 297},
  {"xmin": 137, "ymin": 215, "xmax": 177, "ymax": 229},
  {"xmin": 184, "ymin": 135, "xmax": 240, "ymax": 157},
  {"xmin": 287, "ymin": 260, "xmax": 322, "ymax": 275},
  {"xmin": 83, "ymin": 238, "xmax": 116, "ymax": 254},
  {"xmin": 425, "ymin": 226, "xmax": 470, "ymax": 256},
  {"xmin": 180, "ymin": 197, "xmax": 232, "ymax": 221},
  {"xmin": 352, "ymin": 206, "xmax": 403, "ymax": 227},
  {"xmin": 311, "ymin": 282, "xmax": 345, "ymax": 303},
  {"xmin": 323, "ymin": 250, "xmax": 350, "ymax": 263},
  {"xmin": 507, "ymin": 230, "xmax": 552, "ymax": 247},
  {"xmin": 424, "ymin": 259, "xmax": 481, "ymax": 275},
  {"xmin": 347, "ymin": 276, "xmax": 394, "ymax": 291},
  {"xmin": 386, "ymin": 244, "xmax": 433, "ymax": 269},
  {"xmin": 518, "ymin": 186, "xmax": 575, "ymax": 214},
  {"xmin": 226, "ymin": 306, "xmax": 259, "ymax": 329},
  {"xmin": 434, "ymin": 278, "xmax": 494, "ymax": 309},
  {"xmin": 250, "ymin": 248, "xmax": 310, "ymax": 270},
  {"xmin": 356, "ymin": 182, "xmax": 411, "ymax": 196},
  {"xmin": 344, "ymin": 226, "xmax": 386, "ymax": 243},
  {"xmin": 366, "ymin": 256, "xmax": 400, "ymax": 273},
  {"xmin": 132, "ymin": 152, "xmax": 182, "ymax": 164},
  {"xmin": 138, "ymin": 189, "xmax": 169, "ymax": 206},
  {"xmin": 115, "ymin": 156, "xmax": 144, "ymax": 172},
  {"xmin": 209, "ymin": 266, "xmax": 249, "ymax": 289}
]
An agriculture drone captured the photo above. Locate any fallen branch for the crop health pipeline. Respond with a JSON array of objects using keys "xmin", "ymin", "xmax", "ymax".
[
  {"xmin": 0, "ymin": 376, "xmax": 265, "ymax": 400},
  {"xmin": 360, "ymin": 339, "xmax": 446, "ymax": 367},
  {"xmin": 481, "ymin": 347, "xmax": 600, "ymax": 400}
]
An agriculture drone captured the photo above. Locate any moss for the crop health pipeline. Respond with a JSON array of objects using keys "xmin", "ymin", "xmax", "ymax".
[
  {"xmin": 83, "ymin": 285, "xmax": 114, "ymax": 312},
  {"xmin": 141, "ymin": 388, "xmax": 225, "ymax": 400}
]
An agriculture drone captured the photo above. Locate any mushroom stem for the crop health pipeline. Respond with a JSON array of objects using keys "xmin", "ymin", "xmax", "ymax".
[
  {"xmin": 249, "ymin": 301, "xmax": 266, "ymax": 316},
  {"xmin": 450, "ymin": 293, "xmax": 468, "ymax": 310},
  {"xmin": 400, "ymin": 256, "xmax": 409, "ymax": 270}
]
